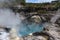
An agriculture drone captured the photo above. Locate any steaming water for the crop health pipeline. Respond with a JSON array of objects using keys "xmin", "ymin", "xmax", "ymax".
[
  {"xmin": 17, "ymin": 22, "xmax": 44, "ymax": 37},
  {"xmin": 0, "ymin": 0, "xmax": 44, "ymax": 37},
  {"xmin": 0, "ymin": 8, "xmax": 44, "ymax": 37}
]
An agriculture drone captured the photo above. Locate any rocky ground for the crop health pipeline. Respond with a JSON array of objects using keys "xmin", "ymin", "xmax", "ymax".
[{"xmin": 18, "ymin": 23, "xmax": 60, "ymax": 40}]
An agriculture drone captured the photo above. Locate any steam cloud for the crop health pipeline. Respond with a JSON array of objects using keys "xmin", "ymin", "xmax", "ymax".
[{"xmin": 0, "ymin": 8, "xmax": 21, "ymax": 28}]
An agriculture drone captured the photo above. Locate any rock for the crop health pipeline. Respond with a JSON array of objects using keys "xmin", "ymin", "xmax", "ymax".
[
  {"xmin": 31, "ymin": 15, "xmax": 42, "ymax": 23},
  {"xmin": 0, "ymin": 27, "xmax": 10, "ymax": 40},
  {"xmin": 44, "ymin": 23, "xmax": 60, "ymax": 40}
]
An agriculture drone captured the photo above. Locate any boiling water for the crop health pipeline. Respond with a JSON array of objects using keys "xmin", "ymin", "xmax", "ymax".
[
  {"xmin": 0, "ymin": 8, "xmax": 44, "ymax": 37},
  {"xmin": 0, "ymin": 0, "xmax": 44, "ymax": 38}
]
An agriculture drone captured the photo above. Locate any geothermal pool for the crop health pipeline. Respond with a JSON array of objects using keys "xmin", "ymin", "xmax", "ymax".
[{"xmin": 17, "ymin": 22, "xmax": 44, "ymax": 37}]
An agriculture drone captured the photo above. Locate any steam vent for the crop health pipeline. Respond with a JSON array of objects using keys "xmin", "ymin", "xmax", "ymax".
[{"xmin": 0, "ymin": 0, "xmax": 60, "ymax": 40}]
